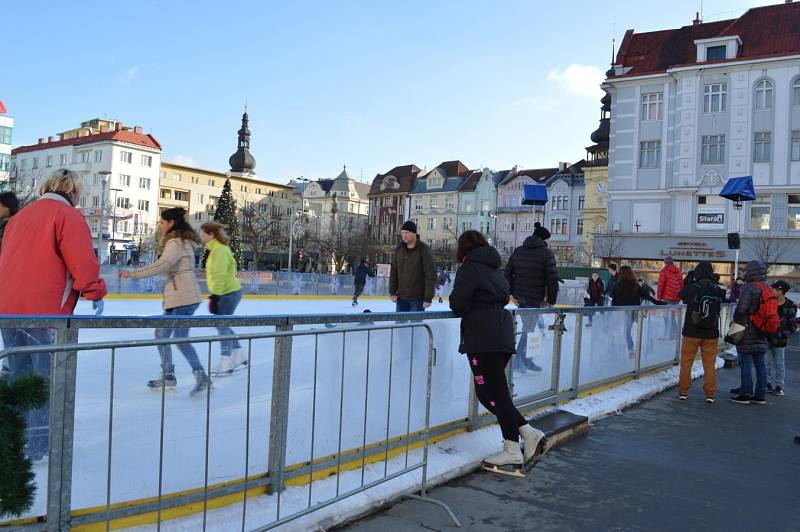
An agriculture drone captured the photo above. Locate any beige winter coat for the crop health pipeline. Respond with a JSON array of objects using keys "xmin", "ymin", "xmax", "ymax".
[{"xmin": 130, "ymin": 233, "xmax": 202, "ymax": 309}]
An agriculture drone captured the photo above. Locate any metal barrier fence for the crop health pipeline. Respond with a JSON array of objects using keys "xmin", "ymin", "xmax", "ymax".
[{"xmin": 0, "ymin": 303, "xmax": 697, "ymax": 531}]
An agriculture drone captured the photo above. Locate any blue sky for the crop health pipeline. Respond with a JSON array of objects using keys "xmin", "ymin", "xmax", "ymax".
[{"xmin": 3, "ymin": 0, "xmax": 776, "ymax": 184}]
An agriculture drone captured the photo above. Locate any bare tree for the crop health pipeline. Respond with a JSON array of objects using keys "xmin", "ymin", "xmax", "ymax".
[
  {"xmin": 133, "ymin": 226, "xmax": 159, "ymax": 265},
  {"xmin": 593, "ymin": 231, "xmax": 626, "ymax": 265},
  {"xmin": 239, "ymin": 198, "xmax": 286, "ymax": 270},
  {"xmin": 745, "ymin": 229, "xmax": 790, "ymax": 274}
]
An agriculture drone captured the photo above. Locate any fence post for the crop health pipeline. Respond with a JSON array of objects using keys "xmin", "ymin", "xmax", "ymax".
[
  {"xmin": 267, "ymin": 321, "xmax": 293, "ymax": 494},
  {"xmin": 634, "ymin": 309, "xmax": 644, "ymax": 377},
  {"xmin": 46, "ymin": 322, "xmax": 79, "ymax": 532},
  {"xmin": 549, "ymin": 312, "xmax": 567, "ymax": 400},
  {"xmin": 571, "ymin": 310, "xmax": 583, "ymax": 398}
]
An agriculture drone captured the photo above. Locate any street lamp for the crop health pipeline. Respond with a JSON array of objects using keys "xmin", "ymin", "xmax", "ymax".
[
  {"xmin": 97, "ymin": 171, "xmax": 112, "ymax": 261},
  {"xmin": 488, "ymin": 211, "xmax": 497, "ymax": 246},
  {"xmin": 110, "ymin": 187, "xmax": 122, "ymax": 265},
  {"xmin": 288, "ymin": 177, "xmax": 310, "ymax": 272}
]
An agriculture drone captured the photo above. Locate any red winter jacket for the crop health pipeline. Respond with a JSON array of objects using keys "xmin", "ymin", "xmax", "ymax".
[
  {"xmin": 657, "ymin": 263, "xmax": 684, "ymax": 303},
  {"xmin": 0, "ymin": 193, "xmax": 106, "ymax": 315}
]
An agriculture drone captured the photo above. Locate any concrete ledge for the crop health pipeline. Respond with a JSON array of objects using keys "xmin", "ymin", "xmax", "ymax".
[{"xmin": 537, "ymin": 410, "xmax": 589, "ymax": 451}]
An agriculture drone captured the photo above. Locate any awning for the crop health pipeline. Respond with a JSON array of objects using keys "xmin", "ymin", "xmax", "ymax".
[
  {"xmin": 719, "ymin": 176, "xmax": 755, "ymax": 203},
  {"xmin": 522, "ymin": 184, "xmax": 548, "ymax": 206}
]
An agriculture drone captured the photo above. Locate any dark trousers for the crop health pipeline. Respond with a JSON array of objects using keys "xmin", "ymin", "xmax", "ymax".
[
  {"xmin": 396, "ymin": 298, "xmax": 424, "ymax": 312},
  {"xmin": 353, "ymin": 283, "xmax": 365, "ymax": 302},
  {"xmin": 738, "ymin": 349, "xmax": 767, "ymax": 399},
  {"xmin": 213, "ymin": 289, "xmax": 242, "ymax": 356},
  {"xmin": 585, "ymin": 300, "xmax": 602, "ymax": 324},
  {"xmin": 468, "ymin": 352, "xmax": 527, "ymax": 441}
]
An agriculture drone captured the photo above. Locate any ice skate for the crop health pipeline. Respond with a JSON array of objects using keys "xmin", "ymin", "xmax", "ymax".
[
  {"xmin": 211, "ymin": 355, "xmax": 235, "ymax": 376},
  {"xmin": 481, "ymin": 439, "xmax": 524, "ymax": 477},
  {"xmin": 352, "ymin": 300, "xmax": 358, "ymax": 307},
  {"xmin": 147, "ymin": 372, "xmax": 177, "ymax": 391},
  {"xmin": 519, "ymin": 424, "xmax": 548, "ymax": 468},
  {"xmin": 190, "ymin": 369, "xmax": 211, "ymax": 397}
]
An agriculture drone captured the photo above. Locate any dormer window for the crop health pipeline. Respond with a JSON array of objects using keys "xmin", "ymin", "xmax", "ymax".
[
  {"xmin": 706, "ymin": 45, "xmax": 726, "ymax": 61},
  {"xmin": 428, "ymin": 176, "xmax": 444, "ymax": 189},
  {"xmin": 695, "ymin": 36, "xmax": 740, "ymax": 64}
]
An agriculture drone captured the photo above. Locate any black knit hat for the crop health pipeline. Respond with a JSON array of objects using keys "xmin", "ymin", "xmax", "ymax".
[
  {"xmin": 0, "ymin": 192, "xmax": 19, "ymax": 216},
  {"xmin": 401, "ymin": 220, "xmax": 417, "ymax": 233},
  {"xmin": 533, "ymin": 224, "xmax": 551, "ymax": 241},
  {"xmin": 771, "ymin": 280, "xmax": 790, "ymax": 293}
]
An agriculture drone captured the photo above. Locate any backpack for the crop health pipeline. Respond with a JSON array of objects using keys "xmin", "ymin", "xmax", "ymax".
[
  {"xmin": 690, "ymin": 281, "xmax": 721, "ymax": 329},
  {"xmin": 750, "ymin": 281, "xmax": 780, "ymax": 335}
]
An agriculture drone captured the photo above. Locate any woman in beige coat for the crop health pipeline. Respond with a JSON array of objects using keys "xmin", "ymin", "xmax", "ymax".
[{"xmin": 120, "ymin": 207, "xmax": 209, "ymax": 395}]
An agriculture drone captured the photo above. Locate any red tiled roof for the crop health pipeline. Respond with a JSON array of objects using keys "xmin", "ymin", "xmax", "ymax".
[
  {"xmin": 459, "ymin": 170, "xmax": 484, "ymax": 192},
  {"xmin": 368, "ymin": 164, "xmax": 422, "ymax": 196},
  {"xmin": 12, "ymin": 130, "xmax": 162, "ymax": 155},
  {"xmin": 612, "ymin": 2, "xmax": 800, "ymax": 79},
  {"xmin": 434, "ymin": 160, "xmax": 470, "ymax": 177}
]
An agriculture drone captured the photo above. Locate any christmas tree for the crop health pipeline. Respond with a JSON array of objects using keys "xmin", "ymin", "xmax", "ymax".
[
  {"xmin": 214, "ymin": 178, "xmax": 244, "ymax": 268},
  {"xmin": 0, "ymin": 373, "xmax": 48, "ymax": 517}
]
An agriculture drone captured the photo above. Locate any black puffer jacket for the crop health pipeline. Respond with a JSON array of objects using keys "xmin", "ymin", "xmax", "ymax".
[
  {"xmin": 450, "ymin": 245, "xmax": 515, "ymax": 355},
  {"xmin": 733, "ymin": 261, "xmax": 768, "ymax": 355},
  {"xmin": 504, "ymin": 236, "xmax": 559, "ymax": 306},
  {"xmin": 769, "ymin": 298, "xmax": 796, "ymax": 348},
  {"xmin": 678, "ymin": 261, "xmax": 727, "ymax": 339}
]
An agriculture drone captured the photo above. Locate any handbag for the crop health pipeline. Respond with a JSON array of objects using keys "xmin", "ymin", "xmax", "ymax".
[{"xmin": 724, "ymin": 321, "xmax": 747, "ymax": 345}]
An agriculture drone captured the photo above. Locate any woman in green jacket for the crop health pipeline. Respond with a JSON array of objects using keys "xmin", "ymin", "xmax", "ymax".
[{"xmin": 201, "ymin": 222, "xmax": 246, "ymax": 376}]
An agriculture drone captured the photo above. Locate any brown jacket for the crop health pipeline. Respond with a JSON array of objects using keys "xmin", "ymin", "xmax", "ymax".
[
  {"xmin": 130, "ymin": 231, "xmax": 202, "ymax": 309},
  {"xmin": 390, "ymin": 239, "xmax": 436, "ymax": 302}
]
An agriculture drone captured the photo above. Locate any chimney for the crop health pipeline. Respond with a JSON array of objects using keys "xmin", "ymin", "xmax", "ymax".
[
  {"xmin": 114, "ymin": 122, "xmax": 122, "ymax": 132},
  {"xmin": 693, "ymin": 11, "xmax": 702, "ymax": 25},
  {"xmin": 559, "ymin": 162, "xmax": 569, "ymax": 171},
  {"xmin": 48, "ymin": 136, "xmax": 55, "ymax": 142},
  {"xmin": 133, "ymin": 126, "xmax": 143, "ymax": 134},
  {"xmin": 38, "ymin": 138, "xmax": 44, "ymax": 144}
]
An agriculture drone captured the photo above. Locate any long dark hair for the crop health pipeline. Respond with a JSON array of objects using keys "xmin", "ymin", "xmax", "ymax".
[
  {"xmin": 456, "ymin": 230, "xmax": 489, "ymax": 262},
  {"xmin": 161, "ymin": 207, "xmax": 200, "ymax": 243},
  {"xmin": 616, "ymin": 265, "xmax": 639, "ymax": 300}
]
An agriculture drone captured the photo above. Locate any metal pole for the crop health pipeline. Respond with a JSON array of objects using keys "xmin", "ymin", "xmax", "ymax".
[
  {"xmin": 634, "ymin": 309, "xmax": 644, "ymax": 377},
  {"xmin": 267, "ymin": 322, "xmax": 293, "ymax": 494},
  {"xmin": 571, "ymin": 310, "xmax": 583, "ymax": 397},
  {"xmin": 288, "ymin": 213, "xmax": 294, "ymax": 273},
  {"xmin": 734, "ymin": 205, "xmax": 741, "ymax": 280}
]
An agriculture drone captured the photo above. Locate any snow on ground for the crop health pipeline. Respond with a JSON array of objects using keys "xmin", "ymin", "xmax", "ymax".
[{"xmin": 8, "ymin": 298, "xmax": 681, "ymax": 527}]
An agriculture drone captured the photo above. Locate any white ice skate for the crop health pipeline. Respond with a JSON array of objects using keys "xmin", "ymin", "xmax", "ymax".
[
  {"xmin": 519, "ymin": 424, "xmax": 548, "ymax": 469},
  {"xmin": 211, "ymin": 348, "xmax": 248, "ymax": 376},
  {"xmin": 481, "ymin": 439, "xmax": 524, "ymax": 477}
]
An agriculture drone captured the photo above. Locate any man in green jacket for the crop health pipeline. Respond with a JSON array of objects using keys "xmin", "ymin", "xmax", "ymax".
[{"xmin": 390, "ymin": 221, "xmax": 436, "ymax": 312}]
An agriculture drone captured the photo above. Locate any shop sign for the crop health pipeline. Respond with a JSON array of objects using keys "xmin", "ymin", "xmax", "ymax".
[
  {"xmin": 659, "ymin": 241, "xmax": 726, "ymax": 259},
  {"xmin": 696, "ymin": 207, "xmax": 725, "ymax": 229}
]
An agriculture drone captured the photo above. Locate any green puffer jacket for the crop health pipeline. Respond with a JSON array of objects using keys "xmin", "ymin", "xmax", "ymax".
[{"xmin": 389, "ymin": 239, "xmax": 436, "ymax": 302}]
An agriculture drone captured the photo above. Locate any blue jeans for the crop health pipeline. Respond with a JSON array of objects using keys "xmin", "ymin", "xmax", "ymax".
[
  {"xmin": 766, "ymin": 345, "xmax": 786, "ymax": 389},
  {"xmin": 214, "ymin": 290, "xmax": 242, "ymax": 356},
  {"xmin": 156, "ymin": 303, "xmax": 203, "ymax": 373},
  {"xmin": 1, "ymin": 328, "xmax": 53, "ymax": 460},
  {"xmin": 396, "ymin": 298, "xmax": 424, "ymax": 312},
  {"xmin": 738, "ymin": 348, "xmax": 767, "ymax": 399}
]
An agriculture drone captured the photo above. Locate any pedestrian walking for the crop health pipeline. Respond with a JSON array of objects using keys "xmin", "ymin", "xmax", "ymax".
[
  {"xmin": 730, "ymin": 261, "xmax": 778, "ymax": 405},
  {"xmin": 352, "ymin": 258, "xmax": 374, "ymax": 307},
  {"xmin": 608, "ymin": 266, "xmax": 664, "ymax": 358},
  {"xmin": 389, "ymin": 221, "xmax": 436, "ymax": 312},
  {"xmin": 436, "ymin": 267, "xmax": 451, "ymax": 303},
  {"xmin": 604, "ymin": 263, "xmax": 618, "ymax": 304},
  {"xmin": 729, "ymin": 277, "xmax": 744, "ymax": 303},
  {"xmin": 584, "ymin": 271, "xmax": 604, "ymax": 327},
  {"xmin": 0, "ymin": 170, "xmax": 107, "ymax": 461},
  {"xmin": 677, "ymin": 261, "xmax": 726, "ymax": 402},
  {"xmin": 449, "ymin": 230, "xmax": 547, "ymax": 476},
  {"xmin": 765, "ymin": 280, "xmax": 794, "ymax": 396},
  {"xmin": 120, "ymin": 207, "xmax": 210, "ymax": 395},
  {"xmin": 504, "ymin": 223, "xmax": 559, "ymax": 373},
  {"xmin": 201, "ymin": 222, "xmax": 247, "ymax": 376},
  {"xmin": 657, "ymin": 256, "xmax": 684, "ymax": 337}
]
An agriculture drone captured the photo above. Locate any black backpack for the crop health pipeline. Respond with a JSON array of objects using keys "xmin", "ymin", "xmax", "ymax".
[{"xmin": 690, "ymin": 281, "xmax": 721, "ymax": 329}]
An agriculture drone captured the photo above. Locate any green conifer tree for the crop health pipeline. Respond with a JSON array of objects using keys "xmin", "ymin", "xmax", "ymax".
[{"xmin": 214, "ymin": 178, "xmax": 244, "ymax": 268}]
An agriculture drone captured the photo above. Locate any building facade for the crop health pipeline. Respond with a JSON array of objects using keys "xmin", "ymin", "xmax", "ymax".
[
  {"xmin": 603, "ymin": 2, "xmax": 800, "ymax": 282},
  {"xmin": 367, "ymin": 164, "xmax": 422, "ymax": 264},
  {"xmin": 457, "ymin": 168, "xmax": 500, "ymax": 242},
  {"xmin": 543, "ymin": 161, "xmax": 586, "ymax": 264},
  {"xmin": 11, "ymin": 118, "xmax": 161, "ymax": 264},
  {"xmin": 0, "ymin": 100, "xmax": 13, "ymax": 185},
  {"xmin": 495, "ymin": 167, "xmax": 557, "ymax": 258}
]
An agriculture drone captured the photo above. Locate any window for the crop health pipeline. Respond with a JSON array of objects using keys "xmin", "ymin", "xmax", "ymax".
[
  {"xmin": 429, "ymin": 197, "xmax": 438, "ymax": 209},
  {"xmin": 173, "ymin": 173, "xmax": 181, "ymax": 181},
  {"xmin": 139, "ymin": 177, "xmax": 151, "ymax": 189},
  {"xmin": 792, "ymin": 130, "xmax": 800, "ymax": 162},
  {"xmin": 754, "ymin": 79, "xmax": 773, "ymax": 110},
  {"xmin": 524, "ymin": 218, "xmax": 532, "ymax": 231},
  {"xmin": 92, "ymin": 174, "xmax": 100, "ymax": 185},
  {"xmin": 60, "ymin": 154, "xmax": 67, "ymax": 166},
  {"xmin": 46, "ymin": 155, "xmax": 53, "ymax": 168},
  {"xmin": 428, "ymin": 218, "xmax": 436, "ymax": 231},
  {"xmin": 90, "ymin": 219, "xmax": 99, "ymax": 232},
  {"xmin": 81, "ymin": 151, "xmax": 91, "ymax": 163},
  {"xmin": 0, "ymin": 154, "xmax": 9, "ymax": 172},
  {"xmin": 640, "ymin": 92, "xmax": 663, "ymax": 120},
  {"xmin": 116, "ymin": 197, "xmax": 131, "ymax": 209},
  {"xmin": 78, "ymin": 195, "xmax": 87, "ymax": 208},
  {"xmin": 578, "ymin": 196, "xmax": 585, "ymax": 210},
  {"xmin": 481, "ymin": 200, "xmax": 490, "ymax": 212},
  {"xmin": 703, "ymin": 83, "xmax": 727, "ymax": 113},
  {"xmin": 753, "ymin": 131, "xmax": 772, "ymax": 163},
  {"xmin": 549, "ymin": 218, "xmax": 567, "ymax": 235},
  {"xmin": 32, "ymin": 157, "xmax": 39, "ymax": 169},
  {"xmin": 0, "ymin": 126, "xmax": 11, "ymax": 145},
  {"xmin": 446, "ymin": 196, "xmax": 455, "ymax": 209},
  {"xmin": 159, "ymin": 170, "xmax": 166, "ymax": 179},
  {"xmin": 576, "ymin": 219, "xmax": 584, "ymax": 235},
  {"xmin": 794, "ymin": 78, "xmax": 800, "ymax": 106},
  {"xmin": 92, "ymin": 196, "xmax": 99, "ymax": 207},
  {"xmin": 138, "ymin": 200, "xmax": 150, "ymax": 211},
  {"xmin": 706, "ymin": 45, "xmax": 726, "ymax": 61},
  {"xmin": 208, "ymin": 179, "xmax": 215, "ymax": 186},
  {"xmin": 639, "ymin": 140, "xmax": 661, "ymax": 168},
  {"xmin": 174, "ymin": 191, "xmax": 185, "ymax": 201},
  {"xmin": 444, "ymin": 217, "xmax": 453, "ymax": 229},
  {"xmin": 749, "ymin": 196, "xmax": 771, "ymax": 230},
  {"xmin": 190, "ymin": 176, "xmax": 198, "ymax": 184},
  {"xmin": 94, "ymin": 150, "xmax": 102, "ymax": 163},
  {"xmin": 140, "ymin": 155, "xmax": 152, "ymax": 167},
  {"xmin": 195, "ymin": 212, "xmax": 203, "ymax": 221},
  {"xmin": 701, "ymin": 135, "xmax": 725, "ymax": 164},
  {"xmin": 119, "ymin": 174, "xmax": 131, "ymax": 186},
  {"xmin": 788, "ymin": 195, "xmax": 800, "ymax": 231},
  {"xmin": 198, "ymin": 193, "xmax": 204, "ymax": 204},
  {"xmin": 256, "ymin": 188, "xmax": 262, "ymax": 195},
  {"xmin": 413, "ymin": 198, "xmax": 422, "ymax": 210},
  {"xmin": 120, "ymin": 151, "xmax": 132, "ymax": 163},
  {"xmin": 428, "ymin": 177, "xmax": 443, "ymax": 188},
  {"xmin": 464, "ymin": 200, "xmax": 473, "ymax": 212}
]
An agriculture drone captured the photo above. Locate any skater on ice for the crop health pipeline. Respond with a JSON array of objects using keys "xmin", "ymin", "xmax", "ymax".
[
  {"xmin": 450, "ymin": 230, "xmax": 547, "ymax": 476},
  {"xmin": 607, "ymin": 266, "xmax": 664, "ymax": 358},
  {"xmin": 389, "ymin": 220, "xmax": 436, "ymax": 312},
  {"xmin": 435, "ymin": 267, "xmax": 451, "ymax": 303},
  {"xmin": 352, "ymin": 258, "xmax": 374, "ymax": 306},
  {"xmin": 201, "ymin": 222, "xmax": 247, "ymax": 376},
  {"xmin": 584, "ymin": 271, "xmax": 604, "ymax": 327},
  {"xmin": 120, "ymin": 207, "xmax": 211, "ymax": 395}
]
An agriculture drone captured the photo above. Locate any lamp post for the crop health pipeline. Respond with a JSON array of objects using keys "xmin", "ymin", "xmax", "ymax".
[
  {"xmin": 288, "ymin": 177, "xmax": 310, "ymax": 271},
  {"xmin": 110, "ymin": 187, "xmax": 122, "ymax": 265}
]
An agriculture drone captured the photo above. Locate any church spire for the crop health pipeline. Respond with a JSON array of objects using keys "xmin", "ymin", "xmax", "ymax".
[{"xmin": 228, "ymin": 107, "xmax": 256, "ymax": 176}]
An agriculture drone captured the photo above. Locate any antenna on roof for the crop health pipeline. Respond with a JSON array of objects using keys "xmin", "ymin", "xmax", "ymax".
[{"xmin": 611, "ymin": 22, "xmax": 616, "ymax": 64}]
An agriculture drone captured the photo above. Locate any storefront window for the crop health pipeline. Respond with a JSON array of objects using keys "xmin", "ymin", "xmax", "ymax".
[{"xmin": 749, "ymin": 196, "xmax": 770, "ymax": 230}]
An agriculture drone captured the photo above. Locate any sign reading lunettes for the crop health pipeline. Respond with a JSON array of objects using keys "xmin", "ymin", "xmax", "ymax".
[{"xmin": 696, "ymin": 207, "xmax": 725, "ymax": 229}]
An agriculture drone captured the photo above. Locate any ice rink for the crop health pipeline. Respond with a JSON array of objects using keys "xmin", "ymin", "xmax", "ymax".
[{"xmin": 12, "ymin": 297, "xmax": 679, "ymax": 520}]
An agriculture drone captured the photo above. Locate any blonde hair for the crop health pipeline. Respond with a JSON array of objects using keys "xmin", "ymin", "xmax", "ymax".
[
  {"xmin": 200, "ymin": 221, "xmax": 230, "ymax": 245},
  {"xmin": 40, "ymin": 169, "xmax": 81, "ymax": 197}
]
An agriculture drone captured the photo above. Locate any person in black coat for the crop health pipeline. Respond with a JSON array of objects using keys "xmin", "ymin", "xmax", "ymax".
[
  {"xmin": 608, "ymin": 266, "xmax": 664, "ymax": 355},
  {"xmin": 352, "ymin": 259, "xmax": 374, "ymax": 306},
  {"xmin": 584, "ymin": 271, "xmax": 604, "ymax": 327},
  {"xmin": 730, "ymin": 261, "xmax": 769, "ymax": 404},
  {"xmin": 450, "ymin": 230, "xmax": 546, "ymax": 472}
]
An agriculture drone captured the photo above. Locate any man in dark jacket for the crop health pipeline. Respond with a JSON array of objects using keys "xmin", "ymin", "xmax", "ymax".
[
  {"xmin": 352, "ymin": 259, "xmax": 374, "ymax": 307},
  {"xmin": 389, "ymin": 221, "xmax": 436, "ymax": 312},
  {"xmin": 584, "ymin": 271, "xmax": 604, "ymax": 327},
  {"xmin": 677, "ymin": 261, "xmax": 727, "ymax": 402},
  {"xmin": 505, "ymin": 225, "xmax": 558, "ymax": 372},
  {"xmin": 730, "ymin": 261, "xmax": 769, "ymax": 405},
  {"xmin": 604, "ymin": 263, "xmax": 618, "ymax": 304},
  {"xmin": 765, "ymin": 280, "xmax": 794, "ymax": 396}
]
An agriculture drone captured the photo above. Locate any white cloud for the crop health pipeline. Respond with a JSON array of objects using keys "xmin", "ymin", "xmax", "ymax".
[
  {"xmin": 168, "ymin": 155, "xmax": 199, "ymax": 167},
  {"xmin": 546, "ymin": 64, "xmax": 605, "ymax": 99},
  {"xmin": 127, "ymin": 66, "xmax": 141, "ymax": 80}
]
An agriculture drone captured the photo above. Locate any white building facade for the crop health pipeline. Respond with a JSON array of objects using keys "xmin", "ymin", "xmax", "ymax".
[
  {"xmin": 604, "ymin": 2, "xmax": 800, "ymax": 282},
  {"xmin": 0, "ymin": 101, "xmax": 13, "ymax": 184},
  {"xmin": 12, "ymin": 119, "xmax": 162, "ymax": 264}
]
